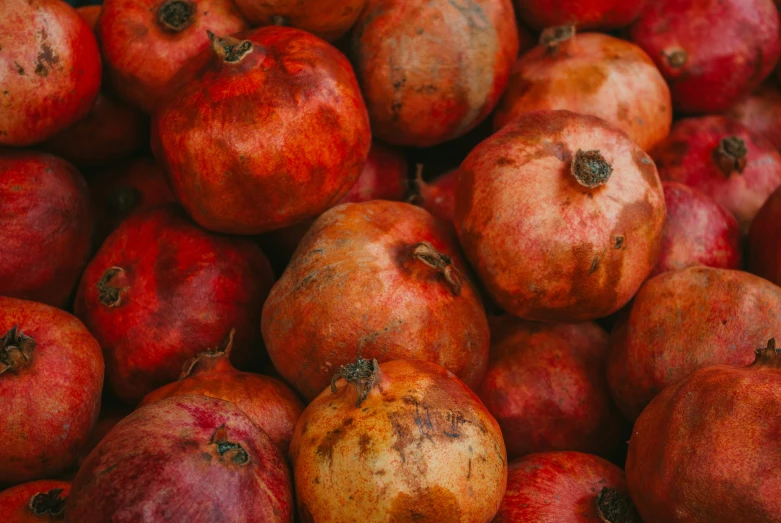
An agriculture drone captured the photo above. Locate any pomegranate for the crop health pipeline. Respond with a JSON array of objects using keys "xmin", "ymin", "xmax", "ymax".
[
  {"xmin": 494, "ymin": 30, "xmax": 672, "ymax": 152},
  {"xmin": 515, "ymin": 0, "xmax": 648, "ymax": 31},
  {"xmin": 0, "ymin": 0, "xmax": 101, "ymax": 146},
  {"xmin": 726, "ymin": 82, "xmax": 781, "ymax": 150},
  {"xmin": 653, "ymin": 115, "xmax": 781, "ymax": 234},
  {"xmin": 750, "ymin": 185, "xmax": 781, "ymax": 285},
  {"xmin": 350, "ymin": 0, "xmax": 519, "ymax": 147},
  {"xmin": 0, "ymin": 297, "xmax": 103, "ymax": 486},
  {"xmin": 233, "ymin": 0, "xmax": 365, "ymax": 41},
  {"xmin": 456, "ymin": 110, "xmax": 666, "ymax": 322},
  {"xmin": 629, "ymin": 0, "xmax": 781, "ymax": 114},
  {"xmin": 290, "ymin": 358, "xmax": 507, "ymax": 522},
  {"xmin": 0, "ymin": 480, "xmax": 70, "ymax": 521},
  {"xmin": 74, "ymin": 205, "xmax": 274, "ymax": 403},
  {"xmin": 0, "ymin": 151, "xmax": 93, "ymax": 308},
  {"xmin": 413, "ymin": 167, "xmax": 457, "ymax": 225},
  {"xmin": 607, "ymin": 266, "xmax": 781, "ymax": 420},
  {"xmin": 65, "ymin": 395, "xmax": 293, "ymax": 522},
  {"xmin": 626, "ymin": 339, "xmax": 781, "ymax": 522},
  {"xmin": 262, "ymin": 200, "xmax": 490, "ymax": 401},
  {"xmin": 74, "ymin": 401, "xmax": 134, "ymax": 472}
]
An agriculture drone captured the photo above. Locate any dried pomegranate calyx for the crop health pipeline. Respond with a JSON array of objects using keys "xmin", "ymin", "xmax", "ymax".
[
  {"xmin": 752, "ymin": 338, "xmax": 781, "ymax": 367},
  {"xmin": 539, "ymin": 25, "xmax": 575, "ymax": 55},
  {"xmin": 571, "ymin": 149, "xmax": 613, "ymax": 188},
  {"xmin": 0, "ymin": 324, "xmax": 36, "ymax": 375},
  {"xmin": 207, "ymin": 31, "xmax": 253, "ymax": 64},
  {"xmin": 713, "ymin": 136, "xmax": 748, "ymax": 176},
  {"xmin": 331, "ymin": 357, "xmax": 380, "ymax": 407},
  {"xmin": 662, "ymin": 48, "xmax": 688, "ymax": 69},
  {"xmin": 179, "ymin": 328, "xmax": 236, "ymax": 379},
  {"xmin": 412, "ymin": 241, "xmax": 463, "ymax": 295},
  {"xmin": 595, "ymin": 487, "xmax": 641, "ymax": 523},
  {"xmin": 157, "ymin": 0, "xmax": 196, "ymax": 32},
  {"xmin": 28, "ymin": 488, "xmax": 66, "ymax": 518},
  {"xmin": 211, "ymin": 425, "xmax": 249, "ymax": 465},
  {"xmin": 97, "ymin": 266, "xmax": 126, "ymax": 308}
]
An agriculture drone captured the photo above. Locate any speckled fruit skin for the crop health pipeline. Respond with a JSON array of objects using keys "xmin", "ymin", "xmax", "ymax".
[
  {"xmin": 630, "ymin": 0, "xmax": 781, "ymax": 115},
  {"xmin": 750, "ymin": 186, "xmax": 781, "ymax": 286},
  {"xmin": 515, "ymin": 0, "xmax": 648, "ymax": 30},
  {"xmin": 456, "ymin": 110, "xmax": 666, "ymax": 322},
  {"xmin": 290, "ymin": 359, "xmax": 507, "ymax": 523},
  {"xmin": 653, "ymin": 116, "xmax": 781, "ymax": 234},
  {"xmin": 233, "ymin": 0, "xmax": 365, "ymax": 41},
  {"xmin": 152, "ymin": 26, "xmax": 371, "ymax": 235},
  {"xmin": 726, "ymin": 82, "xmax": 781, "ymax": 150},
  {"xmin": 0, "ymin": 151, "xmax": 93, "ymax": 308},
  {"xmin": 0, "ymin": 297, "xmax": 104, "ymax": 486},
  {"xmin": 415, "ymin": 169, "xmax": 457, "ymax": 225},
  {"xmin": 65, "ymin": 395, "xmax": 293, "ymax": 523},
  {"xmin": 626, "ymin": 344, "xmax": 781, "ymax": 522},
  {"xmin": 350, "ymin": 0, "xmax": 519, "ymax": 147},
  {"xmin": 0, "ymin": 480, "xmax": 71, "ymax": 521},
  {"xmin": 494, "ymin": 32, "xmax": 672, "ymax": 152},
  {"xmin": 0, "ymin": 0, "xmax": 101, "ymax": 146},
  {"xmin": 262, "ymin": 200, "xmax": 490, "ymax": 401},
  {"xmin": 74, "ymin": 205, "xmax": 274, "ymax": 403},
  {"xmin": 607, "ymin": 266, "xmax": 781, "ymax": 420}
]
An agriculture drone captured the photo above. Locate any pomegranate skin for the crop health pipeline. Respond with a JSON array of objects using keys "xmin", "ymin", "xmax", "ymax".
[
  {"xmin": 607, "ymin": 266, "xmax": 781, "ymax": 420},
  {"xmin": 0, "ymin": 297, "xmax": 104, "ymax": 486},
  {"xmin": 456, "ymin": 110, "xmax": 666, "ymax": 322},
  {"xmin": 74, "ymin": 205, "xmax": 274, "ymax": 403},
  {"xmin": 262, "ymin": 200, "xmax": 490, "ymax": 401},
  {"xmin": 629, "ymin": 0, "xmax": 781, "ymax": 115},
  {"xmin": 415, "ymin": 169, "xmax": 458, "ymax": 225},
  {"xmin": 65, "ymin": 395, "xmax": 293, "ymax": 523},
  {"xmin": 750, "ymin": 186, "xmax": 781, "ymax": 285},
  {"xmin": 0, "ymin": 151, "xmax": 93, "ymax": 308},
  {"xmin": 0, "ymin": 480, "xmax": 71, "ymax": 521},
  {"xmin": 233, "ymin": 0, "xmax": 365, "ymax": 42},
  {"xmin": 0, "ymin": 0, "xmax": 101, "ymax": 146},
  {"xmin": 726, "ymin": 82, "xmax": 781, "ymax": 150},
  {"xmin": 515, "ymin": 0, "xmax": 648, "ymax": 30},
  {"xmin": 350, "ymin": 0, "xmax": 519, "ymax": 147}
]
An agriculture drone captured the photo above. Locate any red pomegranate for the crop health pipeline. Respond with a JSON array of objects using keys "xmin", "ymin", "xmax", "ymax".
[
  {"xmin": 65, "ymin": 395, "xmax": 293, "ymax": 522},
  {"xmin": 726, "ymin": 82, "xmax": 781, "ymax": 150},
  {"xmin": 0, "ymin": 0, "xmax": 101, "ymax": 146},
  {"xmin": 350, "ymin": 0, "xmax": 519, "ymax": 147},
  {"xmin": 0, "ymin": 480, "xmax": 71, "ymax": 521},
  {"xmin": 494, "ymin": 30, "xmax": 672, "ymax": 152},
  {"xmin": 262, "ymin": 200, "xmax": 490, "ymax": 401},
  {"xmin": 290, "ymin": 358, "xmax": 507, "ymax": 522},
  {"xmin": 233, "ymin": 0, "xmax": 365, "ymax": 41},
  {"xmin": 0, "ymin": 151, "xmax": 93, "ymax": 308},
  {"xmin": 750, "ymin": 185, "xmax": 781, "ymax": 285},
  {"xmin": 630, "ymin": 0, "xmax": 781, "ymax": 114},
  {"xmin": 626, "ymin": 339, "xmax": 781, "ymax": 522},
  {"xmin": 515, "ymin": 0, "xmax": 648, "ymax": 31},
  {"xmin": 414, "ymin": 167, "xmax": 457, "ymax": 225},
  {"xmin": 0, "ymin": 297, "xmax": 104, "ymax": 486},
  {"xmin": 456, "ymin": 110, "xmax": 666, "ymax": 322},
  {"xmin": 653, "ymin": 115, "xmax": 781, "ymax": 234},
  {"xmin": 607, "ymin": 266, "xmax": 781, "ymax": 420},
  {"xmin": 74, "ymin": 205, "xmax": 274, "ymax": 403}
]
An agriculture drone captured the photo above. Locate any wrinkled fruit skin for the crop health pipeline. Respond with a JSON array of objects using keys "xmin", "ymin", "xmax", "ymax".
[
  {"xmin": 653, "ymin": 116, "xmax": 781, "ymax": 234},
  {"xmin": 65, "ymin": 395, "xmax": 293, "ymax": 523},
  {"xmin": 515, "ymin": 0, "xmax": 648, "ymax": 30},
  {"xmin": 0, "ymin": 480, "xmax": 71, "ymax": 521},
  {"xmin": 0, "ymin": 151, "xmax": 93, "ymax": 308},
  {"xmin": 607, "ymin": 266, "xmax": 781, "ymax": 420},
  {"xmin": 233, "ymin": 0, "xmax": 365, "ymax": 41},
  {"xmin": 262, "ymin": 200, "xmax": 490, "ymax": 401},
  {"xmin": 415, "ymin": 169, "xmax": 457, "ymax": 225},
  {"xmin": 725, "ymin": 81, "xmax": 781, "ymax": 150},
  {"xmin": 0, "ymin": 0, "xmax": 101, "ymax": 146},
  {"xmin": 290, "ymin": 359, "xmax": 507, "ymax": 523},
  {"xmin": 0, "ymin": 297, "xmax": 104, "ymax": 486},
  {"xmin": 630, "ymin": 0, "xmax": 781, "ymax": 114},
  {"xmin": 456, "ymin": 110, "xmax": 666, "ymax": 322},
  {"xmin": 351, "ymin": 0, "xmax": 519, "ymax": 147},
  {"xmin": 153, "ymin": 26, "xmax": 371, "ymax": 235},
  {"xmin": 75, "ymin": 205, "xmax": 274, "ymax": 403},
  {"xmin": 750, "ymin": 185, "xmax": 781, "ymax": 286},
  {"xmin": 494, "ymin": 32, "xmax": 672, "ymax": 152}
]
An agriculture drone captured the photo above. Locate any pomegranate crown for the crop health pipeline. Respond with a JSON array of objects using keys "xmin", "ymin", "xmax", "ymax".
[
  {"xmin": 330, "ymin": 357, "xmax": 380, "ymax": 407},
  {"xmin": 752, "ymin": 338, "xmax": 781, "ymax": 366}
]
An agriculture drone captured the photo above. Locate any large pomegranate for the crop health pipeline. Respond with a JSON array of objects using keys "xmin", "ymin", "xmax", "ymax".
[
  {"xmin": 413, "ymin": 167, "xmax": 457, "ymax": 225},
  {"xmin": 350, "ymin": 0, "xmax": 519, "ymax": 147},
  {"xmin": 65, "ymin": 395, "xmax": 293, "ymax": 522},
  {"xmin": 233, "ymin": 0, "xmax": 365, "ymax": 41},
  {"xmin": 262, "ymin": 200, "xmax": 490, "ymax": 401},
  {"xmin": 0, "ymin": 0, "xmax": 101, "ymax": 146},
  {"xmin": 750, "ymin": 185, "xmax": 781, "ymax": 285},
  {"xmin": 0, "ymin": 297, "xmax": 103, "ymax": 486},
  {"xmin": 74, "ymin": 205, "xmax": 274, "ymax": 403},
  {"xmin": 626, "ymin": 339, "xmax": 781, "ymax": 522},
  {"xmin": 629, "ymin": 0, "xmax": 781, "ymax": 114},
  {"xmin": 607, "ymin": 266, "xmax": 781, "ymax": 420},
  {"xmin": 0, "ymin": 480, "xmax": 70, "ymax": 521},
  {"xmin": 726, "ymin": 82, "xmax": 781, "ymax": 150},
  {"xmin": 515, "ymin": 0, "xmax": 648, "ymax": 31},
  {"xmin": 290, "ymin": 358, "xmax": 507, "ymax": 522},
  {"xmin": 456, "ymin": 110, "xmax": 666, "ymax": 322},
  {"xmin": 0, "ymin": 151, "xmax": 93, "ymax": 308}
]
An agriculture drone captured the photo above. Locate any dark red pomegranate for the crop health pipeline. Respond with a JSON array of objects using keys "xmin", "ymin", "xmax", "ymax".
[
  {"xmin": 515, "ymin": 0, "xmax": 649, "ymax": 30},
  {"xmin": 0, "ymin": 480, "xmax": 70, "ymax": 521},
  {"xmin": 414, "ymin": 167, "xmax": 457, "ymax": 225},
  {"xmin": 0, "ymin": 297, "xmax": 103, "ymax": 486},
  {"xmin": 630, "ymin": 0, "xmax": 781, "ymax": 114},
  {"xmin": 74, "ymin": 205, "xmax": 274, "ymax": 403},
  {"xmin": 726, "ymin": 82, "xmax": 781, "ymax": 150},
  {"xmin": 65, "ymin": 395, "xmax": 293, "ymax": 522},
  {"xmin": 0, "ymin": 151, "xmax": 93, "ymax": 308},
  {"xmin": 750, "ymin": 185, "xmax": 781, "ymax": 285},
  {"xmin": 233, "ymin": 0, "xmax": 365, "ymax": 41}
]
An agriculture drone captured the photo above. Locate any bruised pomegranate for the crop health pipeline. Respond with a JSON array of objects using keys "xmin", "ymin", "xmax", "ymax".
[
  {"xmin": 413, "ymin": 167, "xmax": 457, "ymax": 225},
  {"xmin": 515, "ymin": 0, "xmax": 648, "ymax": 31},
  {"xmin": 350, "ymin": 0, "xmax": 519, "ymax": 147},
  {"xmin": 0, "ymin": 297, "xmax": 103, "ymax": 486},
  {"xmin": 626, "ymin": 339, "xmax": 781, "ymax": 522},
  {"xmin": 750, "ymin": 185, "xmax": 781, "ymax": 285},
  {"xmin": 607, "ymin": 266, "xmax": 781, "ymax": 420},
  {"xmin": 456, "ymin": 110, "xmax": 666, "ymax": 322},
  {"xmin": 262, "ymin": 200, "xmax": 490, "ymax": 401},
  {"xmin": 233, "ymin": 0, "xmax": 365, "ymax": 41},
  {"xmin": 74, "ymin": 205, "xmax": 274, "ymax": 402},
  {"xmin": 65, "ymin": 395, "xmax": 293, "ymax": 522},
  {"xmin": 0, "ymin": 480, "xmax": 70, "ymax": 521},
  {"xmin": 630, "ymin": 0, "xmax": 781, "ymax": 114},
  {"xmin": 726, "ymin": 82, "xmax": 781, "ymax": 150}
]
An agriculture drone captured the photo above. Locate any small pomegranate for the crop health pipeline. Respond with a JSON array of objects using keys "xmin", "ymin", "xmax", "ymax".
[
  {"xmin": 0, "ymin": 480, "xmax": 70, "ymax": 521},
  {"xmin": 629, "ymin": 0, "xmax": 781, "ymax": 114},
  {"xmin": 726, "ymin": 82, "xmax": 781, "ymax": 150},
  {"xmin": 262, "ymin": 200, "xmax": 490, "ymax": 401},
  {"xmin": 413, "ymin": 167, "xmax": 457, "ymax": 225},
  {"xmin": 456, "ymin": 110, "xmax": 666, "ymax": 322},
  {"xmin": 0, "ymin": 297, "xmax": 104, "ymax": 486},
  {"xmin": 514, "ymin": 0, "xmax": 648, "ymax": 31},
  {"xmin": 74, "ymin": 205, "xmax": 274, "ymax": 403},
  {"xmin": 233, "ymin": 0, "xmax": 365, "ymax": 41},
  {"xmin": 65, "ymin": 395, "xmax": 293, "ymax": 522},
  {"xmin": 750, "ymin": 185, "xmax": 781, "ymax": 285},
  {"xmin": 290, "ymin": 358, "xmax": 507, "ymax": 522}
]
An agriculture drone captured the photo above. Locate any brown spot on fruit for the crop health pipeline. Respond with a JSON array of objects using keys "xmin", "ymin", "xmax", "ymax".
[{"xmin": 389, "ymin": 486, "xmax": 460, "ymax": 522}]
